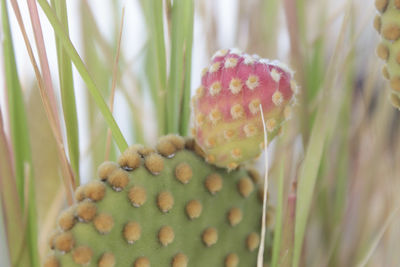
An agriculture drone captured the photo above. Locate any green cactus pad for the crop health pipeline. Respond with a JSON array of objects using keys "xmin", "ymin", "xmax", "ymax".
[
  {"xmin": 375, "ymin": 0, "xmax": 400, "ymax": 109},
  {"xmin": 45, "ymin": 135, "xmax": 264, "ymax": 267}
]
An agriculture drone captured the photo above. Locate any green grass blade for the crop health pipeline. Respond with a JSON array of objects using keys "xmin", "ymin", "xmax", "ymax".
[
  {"xmin": 0, "ymin": 197, "xmax": 12, "ymax": 267},
  {"xmin": 271, "ymin": 162, "xmax": 285, "ymax": 267},
  {"xmin": 0, "ymin": 112, "xmax": 30, "ymax": 267},
  {"xmin": 178, "ymin": 0, "xmax": 194, "ymax": 136},
  {"xmin": 141, "ymin": 0, "xmax": 167, "ymax": 135},
  {"xmin": 355, "ymin": 206, "xmax": 400, "ymax": 267},
  {"xmin": 51, "ymin": 0, "xmax": 80, "ymax": 184},
  {"xmin": 168, "ymin": 0, "xmax": 194, "ymax": 134},
  {"xmin": 305, "ymin": 38, "xmax": 325, "ymax": 103},
  {"xmin": 1, "ymin": 0, "xmax": 30, "ymax": 203},
  {"xmin": 79, "ymin": 1, "xmax": 111, "ymax": 169},
  {"xmin": 291, "ymin": 115, "xmax": 327, "ymax": 267},
  {"xmin": 261, "ymin": 0, "xmax": 279, "ymax": 56},
  {"xmin": 1, "ymin": 2, "xmax": 38, "ymax": 266},
  {"xmin": 36, "ymin": 0, "xmax": 128, "ymax": 152},
  {"xmin": 292, "ymin": 5, "xmax": 353, "ymax": 265}
]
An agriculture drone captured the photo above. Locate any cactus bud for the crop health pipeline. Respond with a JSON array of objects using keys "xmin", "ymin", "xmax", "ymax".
[{"xmin": 192, "ymin": 49, "xmax": 298, "ymax": 169}]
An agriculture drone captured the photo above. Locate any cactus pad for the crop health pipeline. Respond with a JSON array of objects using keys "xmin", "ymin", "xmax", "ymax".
[
  {"xmin": 44, "ymin": 135, "xmax": 264, "ymax": 267},
  {"xmin": 192, "ymin": 48, "xmax": 298, "ymax": 169},
  {"xmin": 374, "ymin": 0, "xmax": 400, "ymax": 109}
]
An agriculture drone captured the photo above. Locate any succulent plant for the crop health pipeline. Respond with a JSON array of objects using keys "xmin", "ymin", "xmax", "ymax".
[
  {"xmin": 374, "ymin": 0, "xmax": 400, "ymax": 108},
  {"xmin": 44, "ymin": 135, "xmax": 266, "ymax": 267},
  {"xmin": 191, "ymin": 48, "xmax": 298, "ymax": 170}
]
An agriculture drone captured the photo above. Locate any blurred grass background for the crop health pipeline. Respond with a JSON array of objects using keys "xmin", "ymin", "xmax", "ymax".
[{"xmin": 0, "ymin": 0, "xmax": 399, "ymax": 266}]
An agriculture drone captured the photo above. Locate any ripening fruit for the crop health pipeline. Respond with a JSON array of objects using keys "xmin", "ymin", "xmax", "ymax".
[
  {"xmin": 192, "ymin": 48, "xmax": 298, "ymax": 169},
  {"xmin": 374, "ymin": 0, "xmax": 400, "ymax": 109}
]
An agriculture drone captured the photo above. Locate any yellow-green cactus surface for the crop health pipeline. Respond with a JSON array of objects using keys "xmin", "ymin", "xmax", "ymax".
[{"xmin": 44, "ymin": 135, "xmax": 265, "ymax": 267}]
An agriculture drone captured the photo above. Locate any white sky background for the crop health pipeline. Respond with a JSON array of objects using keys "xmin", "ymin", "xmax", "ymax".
[{"xmin": 0, "ymin": 0, "xmax": 377, "ymax": 182}]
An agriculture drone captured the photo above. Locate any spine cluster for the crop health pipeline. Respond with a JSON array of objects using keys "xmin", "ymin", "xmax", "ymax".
[
  {"xmin": 45, "ymin": 135, "xmax": 267, "ymax": 267},
  {"xmin": 375, "ymin": 0, "xmax": 400, "ymax": 108}
]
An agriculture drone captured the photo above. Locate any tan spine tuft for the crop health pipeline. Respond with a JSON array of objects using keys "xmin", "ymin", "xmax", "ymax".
[
  {"xmin": 158, "ymin": 225, "xmax": 175, "ymax": 246},
  {"xmin": 390, "ymin": 76, "xmax": 400, "ymax": 91},
  {"xmin": 72, "ymin": 246, "xmax": 93, "ymax": 265},
  {"xmin": 118, "ymin": 149, "xmax": 141, "ymax": 170},
  {"xmin": 76, "ymin": 200, "xmax": 97, "ymax": 222},
  {"xmin": 175, "ymin": 163, "xmax": 193, "ymax": 184},
  {"xmin": 374, "ymin": 15, "xmax": 381, "ymax": 32},
  {"xmin": 107, "ymin": 168, "xmax": 129, "ymax": 191},
  {"xmin": 44, "ymin": 255, "xmax": 59, "ymax": 267},
  {"xmin": 97, "ymin": 161, "xmax": 118, "ymax": 181},
  {"xmin": 157, "ymin": 191, "xmax": 174, "ymax": 212},
  {"xmin": 74, "ymin": 185, "xmax": 86, "ymax": 202},
  {"xmin": 246, "ymin": 232, "xmax": 260, "ymax": 251},
  {"xmin": 375, "ymin": 0, "xmax": 388, "ymax": 13},
  {"xmin": 382, "ymin": 24, "xmax": 400, "ymax": 40},
  {"xmin": 202, "ymin": 227, "xmax": 218, "ymax": 247},
  {"xmin": 93, "ymin": 213, "xmax": 114, "ymax": 234},
  {"xmin": 84, "ymin": 180, "xmax": 106, "ymax": 201},
  {"xmin": 58, "ymin": 206, "xmax": 76, "ymax": 231},
  {"xmin": 166, "ymin": 134, "xmax": 185, "ymax": 150},
  {"xmin": 376, "ymin": 43, "xmax": 389, "ymax": 60},
  {"xmin": 185, "ymin": 200, "xmax": 203, "ymax": 219},
  {"xmin": 134, "ymin": 257, "xmax": 150, "ymax": 267},
  {"xmin": 123, "ymin": 221, "xmax": 141, "ymax": 244},
  {"xmin": 247, "ymin": 167, "xmax": 261, "ymax": 184},
  {"xmin": 54, "ymin": 232, "xmax": 74, "ymax": 252},
  {"xmin": 144, "ymin": 153, "xmax": 164, "ymax": 174},
  {"xmin": 128, "ymin": 185, "xmax": 147, "ymax": 207},
  {"xmin": 225, "ymin": 253, "xmax": 239, "ymax": 267},
  {"xmin": 238, "ymin": 177, "xmax": 254, "ymax": 198},
  {"xmin": 205, "ymin": 173, "xmax": 223, "ymax": 195},
  {"xmin": 98, "ymin": 252, "xmax": 116, "ymax": 267},
  {"xmin": 157, "ymin": 139, "xmax": 177, "ymax": 157},
  {"xmin": 227, "ymin": 207, "xmax": 243, "ymax": 226},
  {"xmin": 172, "ymin": 253, "xmax": 188, "ymax": 267}
]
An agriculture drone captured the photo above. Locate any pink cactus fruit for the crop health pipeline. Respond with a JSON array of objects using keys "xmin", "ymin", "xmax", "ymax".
[{"xmin": 191, "ymin": 48, "xmax": 298, "ymax": 170}]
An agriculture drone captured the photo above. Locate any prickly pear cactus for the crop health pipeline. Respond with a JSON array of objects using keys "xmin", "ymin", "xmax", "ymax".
[
  {"xmin": 374, "ymin": 0, "xmax": 400, "ymax": 109},
  {"xmin": 44, "ymin": 135, "xmax": 264, "ymax": 267},
  {"xmin": 192, "ymin": 48, "xmax": 298, "ymax": 170}
]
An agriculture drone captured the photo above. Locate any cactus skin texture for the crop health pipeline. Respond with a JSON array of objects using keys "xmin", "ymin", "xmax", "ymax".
[
  {"xmin": 375, "ymin": 0, "xmax": 400, "ymax": 109},
  {"xmin": 192, "ymin": 48, "xmax": 297, "ymax": 170},
  {"xmin": 44, "ymin": 135, "xmax": 265, "ymax": 267}
]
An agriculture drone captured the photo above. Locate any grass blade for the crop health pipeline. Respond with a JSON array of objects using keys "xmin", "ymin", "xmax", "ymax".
[
  {"xmin": 271, "ymin": 162, "xmax": 285, "ymax": 267},
  {"xmin": 105, "ymin": 7, "xmax": 125, "ymax": 160},
  {"xmin": 141, "ymin": 0, "xmax": 167, "ymax": 135},
  {"xmin": 0, "ymin": 197, "xmax": 12, "ymax": 267},
  {"xmin": 355, "ymin": 206, "xmax": 400, "ymax": 267},
  {"xmin": 292, "ymin": 6, "xmax": 352, "ymax": 266},
  {"xmin": 0, "ymin": 110, "xmax": 30, "ymax": 267},
  {"xmin": 10, "ymin": 0, "xmax": 75, "ymax": 206},
  {"xmin": 1, "ymin": 0, "xmax": 31, "ymax": 204},
  {"xmin": 36, "ymin": 0, "xmax": 128, "ymax": 152},
  {"xmin": 51, "ymin": 0, "xmax": 80, "ymax": 184},
  {"xmin": 291, "ymin": 90, "xmax": 330, "ymax": 267},
  {"xmin": 177, "ymin": 0, "xmax": 194, "ymax": 136},
  {"xmin": 1, "ymin": 1, "xmax": 38, "ymax": 266},
  {"xmin": 168, "ymin": 0, "xmax": 194, "ymax": 134}
]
